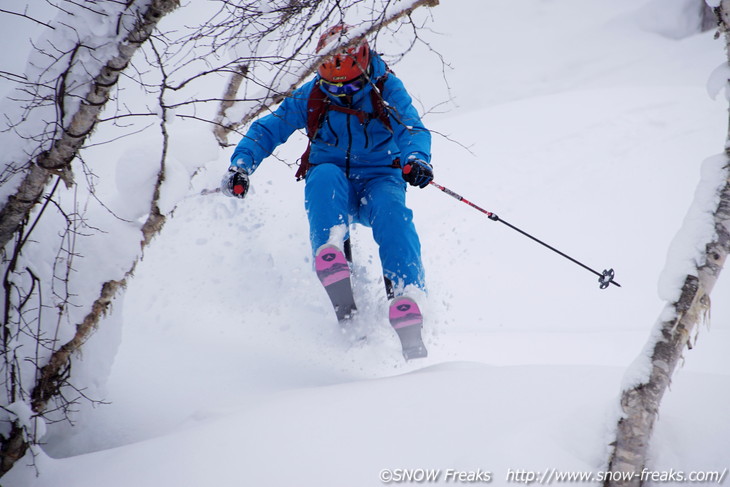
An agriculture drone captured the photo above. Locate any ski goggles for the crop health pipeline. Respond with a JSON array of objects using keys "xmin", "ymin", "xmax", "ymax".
[{"xmin": 319, "ymin": 77, "xmax": 365, "ymax": 97}]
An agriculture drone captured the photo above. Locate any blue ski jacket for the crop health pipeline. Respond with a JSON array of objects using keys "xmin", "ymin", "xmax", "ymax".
[{"xmin": 230, "ymin": 53, "xmax": 431, "ymax": 178}]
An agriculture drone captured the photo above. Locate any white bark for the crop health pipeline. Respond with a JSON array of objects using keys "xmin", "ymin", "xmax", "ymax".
[
  {"xmin": 0, "ymin": 0, "xmax": 179, "ymax": 477},
  {"xmin": 0, "ymin": 0, "xmax": 180, "ymax": 253},
  {"xmin": 604, "ymin": 5, "xmax": 730, "ymax": 485}
]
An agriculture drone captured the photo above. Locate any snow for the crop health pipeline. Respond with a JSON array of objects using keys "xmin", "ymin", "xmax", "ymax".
[
  {"xmin": 636, "ymin": 0, "xmax": 712, "ymax": 40},
  {"xmin": 3, "ymin": 0, "xmax": 730, "ymax": 486},
  {"xmin": 707, "ymin": 62, "xmax": 730, "ymax": 100},
  {"xmin": 657, "ymin": 154, "xmax": 727, "ymax": 302}
]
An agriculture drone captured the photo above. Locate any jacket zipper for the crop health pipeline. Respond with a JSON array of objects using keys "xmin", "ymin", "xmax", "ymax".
[
  {"xmin": 345, "ymin": 113, "xmax": 352, "ymax": 178},
  {"xmin": 325, "ymin": 114, "xmax": 338, "ymax": 146}
]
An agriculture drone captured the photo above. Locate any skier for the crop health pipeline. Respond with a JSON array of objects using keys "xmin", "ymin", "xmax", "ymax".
[{"xmin": 221, "ymin": 24, "xmax": 432, "ymax": 360}]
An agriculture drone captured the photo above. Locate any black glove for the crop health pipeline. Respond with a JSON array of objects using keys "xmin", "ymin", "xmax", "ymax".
[
  {"xmin": 402, "ymin": 157, "xmax": 433, "ymax": 189},
  {"xmin": 221, "ymin": 166, "xmax": 250, "ymax": 198}
]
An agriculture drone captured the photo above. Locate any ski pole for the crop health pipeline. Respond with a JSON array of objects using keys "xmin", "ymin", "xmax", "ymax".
[{"xmin": 429, "ymin": 181, "xmax": 621, "ymax": 289}]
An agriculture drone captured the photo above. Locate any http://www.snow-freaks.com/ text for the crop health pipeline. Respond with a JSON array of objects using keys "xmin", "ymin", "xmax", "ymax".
[{"xmin": 378, "ymin": 467, "xmax": 728, "ymax": 484}]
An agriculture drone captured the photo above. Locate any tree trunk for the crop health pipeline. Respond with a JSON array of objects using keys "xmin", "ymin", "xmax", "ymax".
[
  {"xmin": 0, "ymin": 0, "xmax": 180, "ymax": 253},
  {"xmin": 604, "ymin": 4, "xmax": 730, "ymax": 485},
  {"xmin": 0, "ymin": 0, "xmax": 179, "ymax": 478}
]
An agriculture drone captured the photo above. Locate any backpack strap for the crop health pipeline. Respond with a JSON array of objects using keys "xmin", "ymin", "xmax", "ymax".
[
  {"xmin": 296, "ymin": 73, "xmax": 393, "ymax": 181},
  {"xmin": 327, "ymin": 104, "xmax": 371, "ymax": 124},
  {"xmin": 296, "ymin": 84, "xmax": 330, "ymax": 181},
  {"xmin": 369, "ymin": 73, "xmax": 393, "ymax": 133}
]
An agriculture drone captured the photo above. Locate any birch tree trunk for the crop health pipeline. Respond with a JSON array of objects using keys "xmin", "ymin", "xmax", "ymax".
[
  {"xmin": 604, "ymin": 5, "xmax": 730, "ymax": 485},
  {"xmin": 0, "ymin": 0, "xmax": 179, "ymax": 476},
  {"xmin": 0, "ymin": 0, "xmax": 179, "ymax": 252}
]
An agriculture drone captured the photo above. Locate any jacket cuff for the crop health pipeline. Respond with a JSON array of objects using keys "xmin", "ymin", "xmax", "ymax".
[
  {"xmin": 230, "ymin": 156, "xmax": 254, "ymax": 174},
  {"xmin": 406, "ymin": 152, "xmax": 431, "ymax": 164}
]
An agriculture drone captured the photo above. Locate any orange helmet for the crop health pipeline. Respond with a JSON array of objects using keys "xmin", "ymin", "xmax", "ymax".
[{"xmin": 316, "ymin": 24, "xmax": 370, "ymax": 83}]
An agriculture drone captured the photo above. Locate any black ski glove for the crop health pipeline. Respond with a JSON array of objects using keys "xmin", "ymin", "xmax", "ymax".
[
  {"xmin": 221, "ymin": 166, "xmax": 250, "ymax": 199},
  {"xmin": 402, "ymin": 157, "xmax": 433, "ymax": 189}
]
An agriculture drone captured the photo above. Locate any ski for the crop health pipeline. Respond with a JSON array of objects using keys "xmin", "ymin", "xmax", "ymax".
[
  {"xmin": 388, "ymin": 297, "xmax": 428, "ymax": 360},
  {"xmin": 315, "ymin": 244, "xmax": 357, "ymax": 322}
]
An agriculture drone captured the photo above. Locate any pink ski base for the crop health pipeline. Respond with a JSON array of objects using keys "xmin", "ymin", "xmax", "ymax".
[
  {"xmin": 315, "ymin": 245, "xmax": 350, "ymax": 287},
  {"xmin": 388, "ymin": 297, "xmax": 423, "ymax": 329}
]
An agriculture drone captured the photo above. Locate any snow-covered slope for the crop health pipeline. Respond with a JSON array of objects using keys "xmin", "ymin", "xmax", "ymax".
[{"xmin": 5, "ymin": 1, "xmax": 730, "ymax": 485}]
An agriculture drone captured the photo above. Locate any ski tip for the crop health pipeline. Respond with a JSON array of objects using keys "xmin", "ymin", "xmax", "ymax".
[
  {"xmin": 389, "ymin": 296, "xmax": 428, "ymax": 361},
  {"xmin": 315, "ymin": 244, "xmax": 350, "ymax": 287},
  {"xmin": 388, "ymin": 297, "xmax": 423, "ymax": 329}
]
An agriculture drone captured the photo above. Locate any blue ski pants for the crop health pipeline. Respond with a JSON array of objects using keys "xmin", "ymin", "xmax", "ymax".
[{"xmin": 304, "ymin": 163, "xmax": 426, "ymax": 292}]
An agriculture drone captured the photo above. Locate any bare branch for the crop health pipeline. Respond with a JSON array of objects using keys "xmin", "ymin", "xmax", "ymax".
[
  {"xmin": 214, "ymin": 0, "xmax": 441, "ymax": 146},
  {"xmin": 0, "ymin": 8, "xmax": 55, "ymax": 30}
]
